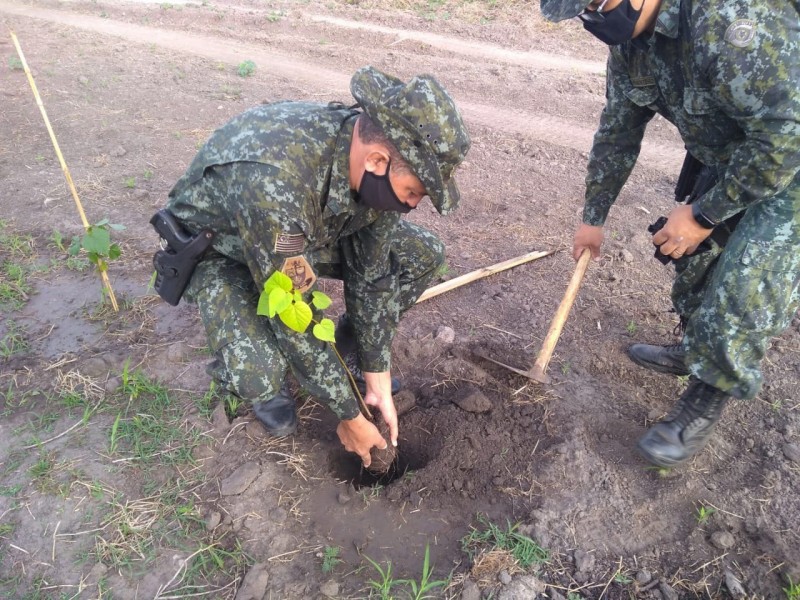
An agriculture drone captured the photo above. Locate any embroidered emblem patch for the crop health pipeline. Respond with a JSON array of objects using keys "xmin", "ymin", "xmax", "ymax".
[
  {"xmin": 281, "ymin": 256, "xmax": 316, "ymax": 293},
  {"xmin": 725, "ymin": 20, "xmax": 756, "ymax": 48},
  {"xmin": 274, "ymin": 232, "xmax": 305, "ymax": 254}
]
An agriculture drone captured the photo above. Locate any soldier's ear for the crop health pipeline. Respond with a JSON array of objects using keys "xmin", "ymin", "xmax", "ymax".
[{"xmin": 364, "ymin": 150, "xmax": 390, "ymax": 176}]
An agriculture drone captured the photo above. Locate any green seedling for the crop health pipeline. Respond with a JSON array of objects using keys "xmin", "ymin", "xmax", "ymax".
[
  {"xmin": 143, "ymin": 169, "xmax": 154, "ymax": 180},
  {"xmin": 403, "ymin": 544, "xmax": 448, "ymax": 600},
  {"xmin": 258, "ymin": 270, "xmax": 369, "ymax": 414},
  {"xmin": 321, "ymin": 545, "xmax": 342, "ymax": 573},
  {"xmin": 68, "ymin": 218, "xmax": 125, "ymax": 277},
  {"xmin": 0, "ymin": 321, "xmax": 29, "ymax": 358},
  {"xmin": 8, "ymin": 56, "xmax": 23, "ymax": 70},
  {"xmin": 123, "ymin": 176, "xmax": 136, "ymax": 189},
  {"xmin": 784, "ymin": 577, "xmax": 800, "ymax": 600},
  {"xmin": 695, "ymin": 504, "xmax": 716, "ymax": 525},
  {"xmin": 626, "ymin": 320, "xmax": 638, "ymax": 334},
  {"xmin": 363, "ymin": 553, "xmax": 403, "ymax": 600},
  {"xmin": 225, "ymin": 395, "xmax": 242, "ymax": 420},
  {"xmin": 237, "ymin": 59, "xmax": 256, "ymax": 77}
]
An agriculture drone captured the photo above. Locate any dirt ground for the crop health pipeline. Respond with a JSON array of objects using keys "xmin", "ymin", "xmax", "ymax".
[{"xmin": 1, "ymin": 0, "xmax": 799, "ymax": 598}]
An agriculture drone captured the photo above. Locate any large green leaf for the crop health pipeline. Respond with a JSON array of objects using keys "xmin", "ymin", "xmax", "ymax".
[
  {"xmin": 312, "ymin": 318, "xmax": 336, "ymax": 342},
  {"xmin": 268, "ymin": 287, "xmax": 292, "ymax": 317},
  {"xmin": 82, "ymin": 227, "xmax": 111, "ymax": 255},
  {"xmin": 279, "ymin": 299, "xmax": 313, "ymax": 333},
  {"xmin": 311, "ymin": 291, "xmax": 332, "ymax": 310},
  {"xmin": 264, "ymin": 270, "xmax": 293, "ymax": 296}
]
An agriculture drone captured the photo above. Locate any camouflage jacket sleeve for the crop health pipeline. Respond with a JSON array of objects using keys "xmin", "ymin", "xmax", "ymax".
[
  {"xmin": 340, "ymin": 211, "xmax": 402, "ymax": 373},
  {"xmin": 692, "ymin": 5, "xmax": 800, "ymax": 224},
  {"xmin": 583, "ymin": 51, "xmax": 657, "ymax": 226}
]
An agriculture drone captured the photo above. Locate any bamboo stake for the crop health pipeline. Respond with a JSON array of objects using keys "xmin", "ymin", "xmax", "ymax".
[
  {"xmin": 416, "ymin": 249, "xmax": 555, "ymax": 303},
  {"xmin": 10, "ymin": 31, "xmax": 119, "ymax": 312}
]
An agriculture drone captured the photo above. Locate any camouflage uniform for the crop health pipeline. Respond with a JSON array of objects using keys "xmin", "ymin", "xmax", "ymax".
[
  {"xmin": 167, "ymin": 102, "xmax": 446, "ymax": 420},
  {"xmin": 575, "ymin": 0, "xmax": 800, "ymax": 399}
]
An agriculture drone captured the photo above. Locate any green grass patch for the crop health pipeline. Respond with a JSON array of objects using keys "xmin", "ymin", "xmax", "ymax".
[
  {"xmin": 461, "ymin": 513, "xmax": 550, "ymax": 569},
  {"xmin": 107, "ymin": 366, "xmax": 200, "ymax": 465},
  {"xmin": 0, "ymin": 321, "xmax": 29, "ymax": 359}
]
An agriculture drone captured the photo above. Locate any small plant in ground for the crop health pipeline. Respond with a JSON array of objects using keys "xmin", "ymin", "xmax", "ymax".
[
  {"xmin": 8, "ymin": 55, "xmax": 23, "ymax": 70},
  {"xmin": 224, "ymin": 394, "xmax": 242, "ymax": 420},
  {"xmin": 645, "ymin": 465, "xmax": 672, "ymax": 478},
  {"xmin": 784, "ymin": 577, "xmax": 800, "ymax": 600},
  {"xmin": 321, "ymin": 545, "xmax": 342, "ymax": 573},
  {"xmin": 403, "ymin": 544, "xmax": 448, "ymax": 600},
  {"xmin": 0, "ymin": 321, "xmax": 29, "ymax": 358},
  {"xmin": 363, "ymin": 553, "xmax": 402, "ymax": 600},
  {"xmin": 237, "ymin": 59, "xmax": 256, "ymax": 77},
  {"xmin": 143, "ymin": 168, "xmax": 154, "ymax": 180},
  {"xmin": 461, "ymin": 513, "xmax": 549, "ymax": 568},
  {"xmin": 626, "ymin": 320, "xmax": 638, "ymax": 334},
  {"xmin": 68, "ymin": 219, "xmax": 124, "ymax": 297},
  {"xmin": 123, "ymin": 176, "xmax": 136, "ymax": 188},
  {"xmin": 695, "ymin": 504, "xmax": 716, "ymax": 525}
]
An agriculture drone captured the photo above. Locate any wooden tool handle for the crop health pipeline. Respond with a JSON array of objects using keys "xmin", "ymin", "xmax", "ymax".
[
  {"xmin": 416, "ymin": 250, "xmax": 553, "ymax": 304},
  {"xmin": 530, "ymin": 250, "xmax": 592, "ymax": 383}
]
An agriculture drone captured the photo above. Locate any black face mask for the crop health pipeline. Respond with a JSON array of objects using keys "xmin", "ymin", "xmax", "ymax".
[
  {"xmin": 356, "ymin": 161, "xmax": 413, "ymax": 214},
  {"xmin": 581, "ymin": 0, "xmax": 643, "ymax": 46}
]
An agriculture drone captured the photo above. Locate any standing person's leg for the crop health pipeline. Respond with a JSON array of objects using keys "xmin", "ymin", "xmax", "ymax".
[{"xmin": 638, "ymin": 184, "xmax": 800, "ymax": 466}]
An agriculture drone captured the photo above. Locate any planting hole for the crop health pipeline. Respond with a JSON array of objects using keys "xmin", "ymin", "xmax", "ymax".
[{"xmin": 329, "ymin": 435, "xmax": 433, "ymax": 489}]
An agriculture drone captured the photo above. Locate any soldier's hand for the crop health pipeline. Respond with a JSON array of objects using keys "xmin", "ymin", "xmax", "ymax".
[
  {"xmin": 362, "ymin": 371, "xmax": 398, "ymax": 446},
  {"xmin": 573, "ymin": 223, "xmax": 604, "ymax": 261},
  {"xmin": 652, "ymin": 205, "xmax": 713, "ymax": 259},
  {"xmin": 336, "ymin": 414, "xmax": 387, "ymax": 468}
]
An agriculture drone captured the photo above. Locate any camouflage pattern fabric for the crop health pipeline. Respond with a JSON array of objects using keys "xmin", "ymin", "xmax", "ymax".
[
  {"xmin": 169, "ymin": 104, "xmax": 445, "ymax": 418},
  {"xmin": 579, "ymin": 0, "xmax": 800, "ymax": 398}
]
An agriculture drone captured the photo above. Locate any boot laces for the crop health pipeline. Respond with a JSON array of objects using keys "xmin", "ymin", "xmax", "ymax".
[{"xmin": 666, "ymin": 380, "xmax": 726, "ymax": 432}]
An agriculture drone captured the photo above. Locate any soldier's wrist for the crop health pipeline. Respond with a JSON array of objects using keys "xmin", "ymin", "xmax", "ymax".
[{"xmin": 691, "ymin": 203, "xmax": 716, "ymax": 229}]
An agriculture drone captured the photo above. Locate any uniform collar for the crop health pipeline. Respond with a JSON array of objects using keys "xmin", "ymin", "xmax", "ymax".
[
  {"xmin": 325, "ymin": 115, "xmax": 358, "ymax": 216},
  {"xmin": 654, "ymin": 0, "xmax": 681, "ymax": 39}
]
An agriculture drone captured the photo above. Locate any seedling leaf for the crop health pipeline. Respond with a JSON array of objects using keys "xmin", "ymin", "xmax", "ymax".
[
  {"xmin": 279, "ymin": 299, "xmax": 312, "ymax": 333},
  {"xmin": 313, "ymin": 318, "xmax": 336, "ymax": 342},
  {"xmin": 311, "ymin": 290, "xmax": 332, "ymax": 310}
]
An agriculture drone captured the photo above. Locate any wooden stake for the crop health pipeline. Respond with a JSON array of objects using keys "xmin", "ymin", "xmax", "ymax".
[
  {"xmin": 416, "ymin": 249, "xmax": 555, "ymax": 303},
  {"xmin": 10, "ymin": 31, "xmax": 119, "ymax": 312}
]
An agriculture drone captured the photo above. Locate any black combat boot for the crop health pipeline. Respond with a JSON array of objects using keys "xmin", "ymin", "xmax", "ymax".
[
  {"xmin": 336, "ymin": 315, "xmax": 401, "ymax": 395},
  {"xmin": 627, "ymin": 342, "xmax": 689, "ymax": 376},
  {"xmin": 252, "ymin": 385, "xmax": 297, "ymax": 437},
  {"xmin": 637, "ymin": 377, "xmax": 730, "ymax": 467}
]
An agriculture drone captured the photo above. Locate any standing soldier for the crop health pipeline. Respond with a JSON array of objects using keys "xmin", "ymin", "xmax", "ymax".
[
  {"xmin": 152, "ymin": 66, "xmax": 470, "ymax": 467},
  {"xmin": 539, "ymin": 0, "xmax": 799, "ymax": 466}
]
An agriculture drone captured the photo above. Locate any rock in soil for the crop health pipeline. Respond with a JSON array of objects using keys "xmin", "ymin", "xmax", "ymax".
[
  {"xmin": 220, "ymin": 461, "xmax": 261, "ymax": 496},
  {"xmin": 235, "ymin": 562, "xmax": 270, "ymax": 600},
  {"xmin": 368, "ymin": 419, "xmax": 396, "ymax": 474},
  {"xmin": 453, "ymin": 387, "xmax": 492, "ymax": 413}
]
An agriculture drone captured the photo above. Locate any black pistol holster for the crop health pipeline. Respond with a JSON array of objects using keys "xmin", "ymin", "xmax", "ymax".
[
  {"xmin": 150, "ymin": 209, "xmax": 214, "ymax": 306},
  {"xmin": 650, "ymin": 152, "xmax": 740, "ymax": 265}
]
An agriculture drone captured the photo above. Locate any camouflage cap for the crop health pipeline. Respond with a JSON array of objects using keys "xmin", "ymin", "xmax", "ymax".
[
  {"xmin": 540, "ymin": 0, "xmax": 592, "ymax": 22},
  {"xmin": 350, "ymin": 66, "xmax": 471, "ymax": 215}
]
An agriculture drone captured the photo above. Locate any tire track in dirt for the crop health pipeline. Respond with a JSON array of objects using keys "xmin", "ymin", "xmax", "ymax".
[{"xmin": 0, "ymin": 1, "xmax": 684, "ymax": 174}]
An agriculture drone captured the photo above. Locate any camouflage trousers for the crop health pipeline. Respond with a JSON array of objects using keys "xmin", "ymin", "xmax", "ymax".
[
  {"xmin": 671, "ymin": 181, "xmax": 800, "ymax": 399},
  {"xmin": 183, "ymin": 221, "xmax": 444, "ymax": 420}
]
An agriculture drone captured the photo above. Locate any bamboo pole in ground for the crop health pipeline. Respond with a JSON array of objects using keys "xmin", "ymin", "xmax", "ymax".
[
  {"xmin": 416, "ymin": 249, "xmax": 555, "ymax": 304},
  {"xmin": 10, "ymin": 31, "xmax": 119, "ymax": 312}
]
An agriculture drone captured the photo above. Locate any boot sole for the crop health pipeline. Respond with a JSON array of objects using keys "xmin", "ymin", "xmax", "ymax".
[
  {"xmin": 627, "ymin": 351, "xmax": 690, "ymax": 376},
  {"xmin": 636, "ymin": 441, "xmax": 690, "ymax": 468}
]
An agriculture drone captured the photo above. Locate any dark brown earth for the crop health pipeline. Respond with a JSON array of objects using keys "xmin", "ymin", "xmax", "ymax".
[{"xmin": 1, "ymin": 1, "xmax": 799, "ymax": 599}]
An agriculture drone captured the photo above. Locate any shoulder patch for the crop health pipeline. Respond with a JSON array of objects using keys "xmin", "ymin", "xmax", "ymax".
[
  {"xmin": 274, "ymin": 232, "xmax": 305, "ymax": 254},
  {"xmin": 724, "ymin": 20, "xmax": 756, "ymax": 48},
  {"xmin": 281, "ymin": 256, "xmax": 316, "ymax": 293}
]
